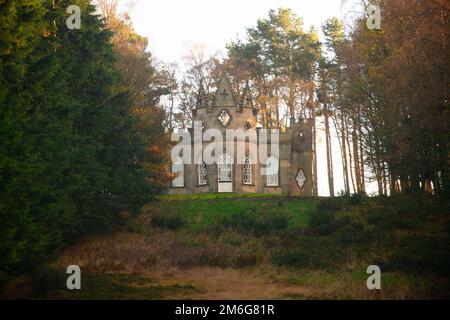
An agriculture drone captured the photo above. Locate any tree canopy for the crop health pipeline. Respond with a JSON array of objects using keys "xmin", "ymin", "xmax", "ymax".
[{"xmin": 0, "ymin": 0, "xmax": 170, "ymax": 285}]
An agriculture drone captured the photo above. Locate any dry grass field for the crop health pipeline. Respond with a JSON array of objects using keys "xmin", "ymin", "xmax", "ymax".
[{"xmin": 4, "ymin": 195, "xmax": 449, "ymax": 300}]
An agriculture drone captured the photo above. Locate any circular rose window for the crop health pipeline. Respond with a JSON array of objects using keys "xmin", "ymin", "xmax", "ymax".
[{"xmin": 218, "ymin": 109, "xmax": 232, "ymax": 127}]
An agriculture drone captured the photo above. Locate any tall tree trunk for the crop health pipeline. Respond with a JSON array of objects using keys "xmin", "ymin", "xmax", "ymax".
[
  {"xmin": 382, "ymin": 164, "xmax": 388, "ymax": 195},
  {"xmin": 360, "ymin": 147, "xmax": 366, "ymax": 193},
  {"xmin": 310, "ymin": 84, "xmax": 318, "ymax": 197},
  {"xmin": 167, "ymin": 94, "xmax": 175, "ymax": 134},
  {"xmin": 274, "ymin": 71, "xmax": 280, "ymax": 127},
  {"xmin": 344, "ymin": 117, "xmax": 356, "ymax": 193},
  {"xmin": 352, "ymin": 116, "xmax": 362, "ymax": 193},
  {"xmin": 288, "ymin": 76, "xmax": 296, "ymax": 121},
  {"xmin": 357, "ymin": 107, "xmax": 366, "ymax": 193},
  {"xmin": 390, "ymin": 171, "xmax": 398, "ymax": 194},
  {"xmin": 336, "ymin": 112, "xmax": 350, "ymax": 194},
  {"xmin": 322, "ymin": 78, "xmax": 334, "ymax": 197},
  {"xmin": 376, "ymin": 163, "xmax": 383, "ymax": 195}
]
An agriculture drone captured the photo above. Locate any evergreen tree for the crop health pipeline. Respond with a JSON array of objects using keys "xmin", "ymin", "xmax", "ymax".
[{"xmin": 0, "ymin": 0, "xmax": 162, "ymax": 285}]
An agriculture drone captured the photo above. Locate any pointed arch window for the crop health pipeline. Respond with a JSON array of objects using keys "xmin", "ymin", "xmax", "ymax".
[
  {"xmin": 172, "ymin": 158, "xmax": 184, "ymax": 187},
  {"xmin": 218, "ymin": 153, "xmax": 233, "ymax": 182},
  {"xmin": 266, "ymin": 156, "xmax": 279, "ymax": 187},
  {"xmin": 198, "ymin": 153, "xmax": 208, "ymax": 186},
  {"xmin": 243, "ymin": 151, "xmax": 253, "ymax": 185}
]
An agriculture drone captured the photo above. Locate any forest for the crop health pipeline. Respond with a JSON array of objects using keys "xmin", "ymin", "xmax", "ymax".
[
  {"xmin": 165, "ymin": 1, "xmax": 449, "ymax": 198},
  {"xmin": 0, "ymin": 0, "xmax": 448, "ymax": 295}
]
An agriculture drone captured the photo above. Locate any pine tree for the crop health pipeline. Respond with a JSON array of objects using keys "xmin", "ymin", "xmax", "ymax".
[{"xmin": 0, "ymin": 0, "xmax": 162, "ymax": 285}]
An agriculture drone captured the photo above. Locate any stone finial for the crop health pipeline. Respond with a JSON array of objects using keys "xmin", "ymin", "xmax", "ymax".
[
  {"xmin": 196, "ymin": 81, "xmax": 208, "ymax": 110},
  {"xmin": 290, "ymin": 117, "xmax": 295, "ymax": 127},
  {"xmin": 239, "ymin": 80, "xmax": 254, "ymax": 112}
]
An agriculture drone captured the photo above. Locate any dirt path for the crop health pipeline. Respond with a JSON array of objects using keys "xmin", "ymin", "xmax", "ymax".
[{"xmin": 148, "ymin": 267, "xmax": 312, "ymax": 300}]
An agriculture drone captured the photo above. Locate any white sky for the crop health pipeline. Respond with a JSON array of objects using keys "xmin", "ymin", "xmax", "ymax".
[
  {"xmin": 119, "ymin": 0, "xmax": 362, "ymax": 64},
  {"xmin": 115, "ymin": 0, "xmax": 375, "ymax": 196}
]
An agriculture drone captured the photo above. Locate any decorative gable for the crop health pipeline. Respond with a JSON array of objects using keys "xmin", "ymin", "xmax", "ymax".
[{"xmin": 213, "ymin": 74, "xmax": 237, "ymax": 108}]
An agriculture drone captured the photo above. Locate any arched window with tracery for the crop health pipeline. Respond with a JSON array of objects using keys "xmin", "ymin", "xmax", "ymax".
[
  {"xmin": 198, "ymin": 153, "xmax": 208, "ymax": 186},
  {"xmin": 266, "ymin": 156, "xmax": 279, "ymax": 187},
  {"xmin": 243, "ymin": 151, "xmax": 252, "ymax": 185}
]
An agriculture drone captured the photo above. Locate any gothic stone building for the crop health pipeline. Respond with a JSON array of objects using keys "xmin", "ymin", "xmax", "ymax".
[{"xmin": 169, "ymin": 74, "xmax": 313, "ymax": 196}]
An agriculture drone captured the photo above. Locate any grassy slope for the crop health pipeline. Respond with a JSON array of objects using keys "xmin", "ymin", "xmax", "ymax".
[{"xmin": 6, "ymin": 194, "xmax": 449, "ymax": 300}]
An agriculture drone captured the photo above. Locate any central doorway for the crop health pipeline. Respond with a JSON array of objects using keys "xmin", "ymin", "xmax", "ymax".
[{"xmin": 218, "ymin": 153, "xmax": 233, "ymax": 193}]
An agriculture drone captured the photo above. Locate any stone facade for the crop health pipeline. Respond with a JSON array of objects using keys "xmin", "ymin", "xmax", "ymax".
[{"xmin": 168, "ymin": 74, "xmax": 313, "ymax": 196}]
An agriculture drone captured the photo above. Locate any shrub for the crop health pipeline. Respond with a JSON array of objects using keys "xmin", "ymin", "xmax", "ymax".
[
  {"xmin": 309, "ymin": 210, "xmax": 336, "ymax": 236},
  {"xmin": 366, "ymin": 206, "xmax": 422, "ymax": 231},
  {"xmin": 271, "ymin": 248, "xmax": 309, "ymax": 267},
  {"xmin": 152, "ymin": 213, "xmax": 185, "ymax": 230},
  {"xmin": 333, "ymin": 220, "xmax": 371, "ymax": 245},
  {"xmin": 349, "ymin": 193, "xmax": 366, "ymax": 205},
  {"xmin": 271, "ymin": 237, "xmax": 345, "ymax": 269},
  {"xmin": 218, "ymin": 210, "xmax": 289, "ymax": 236},
  {"xmin": 317, "ymin": 198, "xmax": 345, "ymax": 212},
  {"xmin": 31, "ymin": 266, "xmax": 68, "ymax": 296},
  {"xmin": 219, "ymin": 211, "xmax": 254, "ymax": 231},
  {"xmin": 233, "ymin": 252, "xmax": 263, "ymax": 268},
  {"xmin": 388, "ymin": 235, "xmax": 450, "ymax": 276}
]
